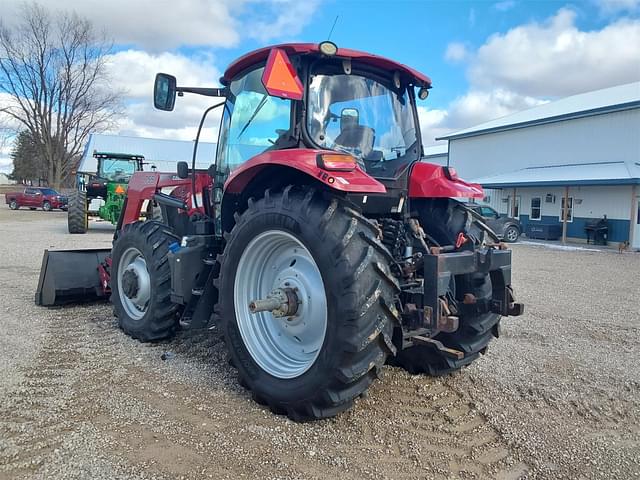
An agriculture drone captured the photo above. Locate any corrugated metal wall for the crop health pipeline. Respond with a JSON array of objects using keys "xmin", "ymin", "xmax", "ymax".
[
  {"xmin": 448, "ymin": 108, "xmax": 640, "ymax": 180},
  {"xmin": 78, "ymin": 134, "xmax": 217, "ymax": 174}
]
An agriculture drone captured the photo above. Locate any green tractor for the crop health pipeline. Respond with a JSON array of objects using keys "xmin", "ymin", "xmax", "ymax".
[{"xmin": 68, "ymin": 152, "xmax": 145, "ymax": 234}]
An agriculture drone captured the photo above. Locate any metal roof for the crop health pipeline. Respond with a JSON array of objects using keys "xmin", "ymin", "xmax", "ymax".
[
  {"xmin": 78, "ymin": 133, "xmax": 216, "ymax": 174},
  {"xmin": 423, "ymin": 144, "xmax": 448, "ymax": 158},
  {"xmin": 437, "ymin": 82, "xmax": 640, "ymax": 141},
  {"xmin": 471, "ymin": 161, "xmax": 640, "ymax": 188}
]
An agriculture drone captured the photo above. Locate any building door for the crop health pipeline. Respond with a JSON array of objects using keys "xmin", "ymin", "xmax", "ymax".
[
  {"xmin": 508, "ymin": 195, "xmax": 521, "ymax": 219},
  {"xmin": 634, "ymin": 196, "xmax": 640, "ymax": 249}
]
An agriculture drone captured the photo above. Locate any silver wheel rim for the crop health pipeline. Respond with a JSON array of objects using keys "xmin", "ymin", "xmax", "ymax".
[
  {"xmin": 117, "ymin": 247, "xmax": 151, "ymax": 320},
  {"xmin": 234, "ymin": 230, "xmax": 328, "ymax": 379},
  {"xmin": 506, "ymin": 228, "xmax": 518, "ymax": 241}
]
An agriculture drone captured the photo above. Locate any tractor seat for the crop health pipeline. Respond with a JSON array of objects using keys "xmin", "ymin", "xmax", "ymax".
[{"xmin": 334, "ymin": 125, "xmax": 375, "ymax": 158}]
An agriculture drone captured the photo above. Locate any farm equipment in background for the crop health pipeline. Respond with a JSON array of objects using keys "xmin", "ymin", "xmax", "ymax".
[
  {"xmin": 36, "ymin": 42, "xmax": 523, "ymax": 421},
  {"xmin": 68, "ymin": 152, "xmax": 145, "ymax": 233}
]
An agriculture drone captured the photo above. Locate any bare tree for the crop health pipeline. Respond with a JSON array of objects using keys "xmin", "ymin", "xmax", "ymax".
[{"xmin": 0, "ymin": 2, "xmax": 122, "ymax": 188}]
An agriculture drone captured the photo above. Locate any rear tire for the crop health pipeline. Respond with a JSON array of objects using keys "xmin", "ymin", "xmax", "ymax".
[
  {"xmin": 43, "ymin": 201, "xmax": 52, "ymax": 211},
  {"xmin": 392, "ymin": 199, "xmax": 500, "ymax": 376},
  {"xmin": 9, "ymin": 200, "xmax": 18, "ymax": 210},
  {"xmin": 111, "ymin": 221, "xmax": 179, "ymax": 342},
  {"xmin": 218, "ymin": 187, "xmax": 398, "ymax": 421},
  {"xmin": 68, "ymin": 191, "xmax": 88, "ymax": 234}
]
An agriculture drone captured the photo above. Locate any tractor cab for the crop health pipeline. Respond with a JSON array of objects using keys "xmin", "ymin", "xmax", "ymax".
[
  {"xmin": 96, "ymin": 153, "xmax": 144, "ymax": 183},
  {"xmin": 88, "ymin": 152, "xmax": 145, "ymax": 199},
  {"xmin": 154, "ymin": 42, "xmax": 436, "ymax": 204}
]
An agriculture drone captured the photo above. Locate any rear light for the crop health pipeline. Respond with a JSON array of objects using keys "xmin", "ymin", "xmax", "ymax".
[
  {"xmin": 443, "ymin": 166, "xmax": 459, "ymax": 180},
  {"xmin": 317, "ymin": 153, "xmax": 357, "ymax": 172}
]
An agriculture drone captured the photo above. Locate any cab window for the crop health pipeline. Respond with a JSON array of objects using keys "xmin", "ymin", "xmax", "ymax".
[{"xmin": 216, "ymin": 67, "xmax": 293, "ymax": 175}]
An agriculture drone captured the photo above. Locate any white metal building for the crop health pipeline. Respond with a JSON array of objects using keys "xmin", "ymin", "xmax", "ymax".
[
  {"xmin": 437, "ymin": 82, "xmax": 640, "ymax": 248},
  {"xmin": 78, "ymin": 133, "xmax": 217, "ymax": 174},
  {"xmin": 422, "ymin": 144, "xmax": 448, "ymax": 166},
  {"xmin": 0, "ymin": 172, "xmax": 15, "ymax": 185}
]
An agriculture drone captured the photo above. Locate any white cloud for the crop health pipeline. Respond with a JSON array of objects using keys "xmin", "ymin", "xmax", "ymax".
[
  {"xmin": 246, "ymin": 0, "xmax": 321, "ymax": 42},
  {"xmin": 469, "ymin": 8, "xmax": 640, "ymax": 97},
  {"xmin": 494, "ymin": 1, "xmax": 516, "ymax": 12},
  {"xmin": 103, "ymin": 50, "xmax": 223, "ymax": 143},
  {"xmin": 595, "ymin": 0, "xmax": 640, "ymax": 13},
  {"xmin": 0, "ymin": 0, "xmax": 240, "ymax": 51},
  {"xmin": 423, "ymin": 7, "xmax": 640, "ymax": 142},
  {"xmin": 444, "ymin": 42, "xmax": 469, "ymax": 63},
  {"xmin": 105, "ymin": 50, "xmax": 221, "ymax": 100},
  {"xmin": 418, "ymin": 90, "xmax": 546, "ymax": 144},
  {"xmin": 0, "ymin": 0, "xmax": 323, "ymax": 50}
]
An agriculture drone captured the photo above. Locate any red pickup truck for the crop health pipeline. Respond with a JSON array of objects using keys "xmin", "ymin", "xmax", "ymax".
[{"xmin": 5, "ymin": 187, "xmax": 68, "ymax": 211}]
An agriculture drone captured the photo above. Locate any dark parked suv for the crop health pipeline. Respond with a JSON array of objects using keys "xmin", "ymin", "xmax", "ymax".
[{"xmin": 465, "ymin": 203, "xmax": 522, "ymax": 242}]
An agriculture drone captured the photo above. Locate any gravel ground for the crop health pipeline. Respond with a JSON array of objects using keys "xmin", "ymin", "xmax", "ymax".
[{"xmin": 0, "ymin": 200, "xmax": 639, "ymax": 480}]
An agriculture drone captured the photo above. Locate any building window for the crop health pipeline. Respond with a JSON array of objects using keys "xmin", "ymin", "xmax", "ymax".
[
  {"xmin": 530, "ymin": 197, "xmax": 541, "ymax": 220},
  {"xmin": 560, "ymin": 197, "xmax": 573, "ymax": 223}
]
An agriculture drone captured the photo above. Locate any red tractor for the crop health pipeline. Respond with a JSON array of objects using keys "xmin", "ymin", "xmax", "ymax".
[{"xmin": 37, "ymin": 42, "xmax": 523, "ymax": 421}]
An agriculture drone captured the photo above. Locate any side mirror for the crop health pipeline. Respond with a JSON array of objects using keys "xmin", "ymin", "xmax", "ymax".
[
  {"xmin": 154, "ymin": 73, "xmax": 177, "ymax": 111},
  {"xmin": 177, "ymin": 161, "xmax": 189, "ymax": 179}
]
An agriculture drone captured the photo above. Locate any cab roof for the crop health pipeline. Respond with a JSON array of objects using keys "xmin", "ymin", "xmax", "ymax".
[{"xmin": 222, "ymin": 43, "xmax": 432, "ymax": 88}]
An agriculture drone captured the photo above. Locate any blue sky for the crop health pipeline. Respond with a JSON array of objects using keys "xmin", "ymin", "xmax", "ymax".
[{"xmin": 1, "ymin": 0, "xmax": 639, "ymax": 172}]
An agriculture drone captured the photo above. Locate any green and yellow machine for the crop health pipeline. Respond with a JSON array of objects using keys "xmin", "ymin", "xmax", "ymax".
[{"xmin": 68, "ymin": 152, "xmax": 144, "ymax": 234}]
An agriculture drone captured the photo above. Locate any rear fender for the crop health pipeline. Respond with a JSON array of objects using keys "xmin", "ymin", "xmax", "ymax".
[
  {"xmin": 409, "ymin": 162, "xmax": 484, "ymax": 199},
  {"xmin": 221, "ymin": 150, "xmax": 386, "ymax": 233},
  {"xmin": 224, "ymin": 149, "xmax": 386, "ymax": 195}
]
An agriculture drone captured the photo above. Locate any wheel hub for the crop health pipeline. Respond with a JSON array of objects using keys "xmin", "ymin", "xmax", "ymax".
[
  {"xmin": 234, "ymin": 230, "xmax": 328, "ymax": 379},
  {"xmin": 249, "ymin": 287, "xmax": 300, "ymax": 318},
  {"xmin": 117, "ymin": 247, "xmax": 151, "ymax": 320},
  {"xmin": 122, "ymin": 269, "xmax": 139, "ymax": 299}
]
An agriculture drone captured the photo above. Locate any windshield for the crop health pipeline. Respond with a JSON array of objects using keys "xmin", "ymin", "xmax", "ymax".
[
  {"xmin": 307, "ymin": 73, "xmax": 418, "ymax": 177},
  {"xmin": 216, "ymin": 66, "xmax": 292, "ymax": 175},
  {"xmin": 99, "ymin": 158, "xmax": 137, "ymax": 182}
]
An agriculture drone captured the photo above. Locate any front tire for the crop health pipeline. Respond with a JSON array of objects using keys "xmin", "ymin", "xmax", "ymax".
[
  {"xmin": 111, "ymin": 221, "xmax": 180, "ymax": 342},
  {"xmin": 42, "ymin": 201, "xmax": 52, "ymax": 211},
  {"xmin": 218, "ymin": 188, "xmax": 398, "ymax": 421},
  {"xmin": 68, "ymin": 191, "xmax": 88, "ymax": 234}
]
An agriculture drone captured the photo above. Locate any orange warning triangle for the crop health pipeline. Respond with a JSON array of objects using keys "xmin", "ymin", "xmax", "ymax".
[
  {"xmin": 262, "ymin": 49, "xmax": 303, "ymax": 100},
  {"xmin": 115, "ymin": 185, "xmax": 126, "ymax": 194}
]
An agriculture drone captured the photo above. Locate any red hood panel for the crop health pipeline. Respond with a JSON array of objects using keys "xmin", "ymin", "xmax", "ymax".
[
  {"xmin": 409, "ymin": 162, "xmax": 484, "ymax": 199},
  {"xmin": 224, "ymin": 149, "xmax": 386, "ymax": 194}
]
